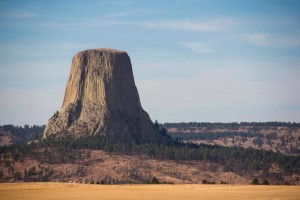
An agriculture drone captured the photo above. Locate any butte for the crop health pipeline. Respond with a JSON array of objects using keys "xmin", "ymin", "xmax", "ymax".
[{"xmin": 43, "ymin": 48, "xmax": 168, "ymax": 144}]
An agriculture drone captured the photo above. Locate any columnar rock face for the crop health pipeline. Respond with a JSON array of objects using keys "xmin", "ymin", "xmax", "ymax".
[{"xmin": 43, "ymin": 48, "xmax": 164, "ymax": 143}]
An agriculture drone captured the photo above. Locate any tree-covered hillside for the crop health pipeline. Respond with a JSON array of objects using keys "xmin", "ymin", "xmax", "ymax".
[
  {"xmin": 0, "ymin": 125, "xmax": 45, "ymax": 145},
  {"xmin": 164, "ymin": 122, "xmax": 300, "ymax": 155}
]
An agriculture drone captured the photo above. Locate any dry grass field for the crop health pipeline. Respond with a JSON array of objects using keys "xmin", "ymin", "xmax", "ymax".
[{"xmin": 0, "ymin": 183, "xmax": 299, "ymax": 200}]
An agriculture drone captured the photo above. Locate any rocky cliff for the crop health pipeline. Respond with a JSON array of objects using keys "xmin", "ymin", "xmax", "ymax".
[{"xmin": 43, "ymin": 48, "xmax": 165, "ymax": 143}]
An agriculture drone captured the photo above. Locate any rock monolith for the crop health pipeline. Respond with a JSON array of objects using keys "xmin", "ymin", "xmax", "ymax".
[{"xmin": 43, "ymin": 48, "xmax": 165, "ymax": 143}]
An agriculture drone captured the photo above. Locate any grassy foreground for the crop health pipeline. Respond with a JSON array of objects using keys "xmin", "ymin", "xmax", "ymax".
[{"xmin": 0, "ymin": 183, "xmax": 299, "ymax": 200}]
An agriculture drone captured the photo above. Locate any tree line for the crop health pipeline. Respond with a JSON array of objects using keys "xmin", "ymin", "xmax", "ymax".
[
  {"xmin": 163, "ymin": 122, "xmax": 300, "ymax": 130},
  {"xmin": 0, "ymin": 125, "xmax": 45, "ymax": 144},
  {"xmin": 1, "ymin": 133, "xmax": 299, "ymax": 174},
  {"xmin": 168, "ymin": 131, "xmax": 264, "ymax": 141}
]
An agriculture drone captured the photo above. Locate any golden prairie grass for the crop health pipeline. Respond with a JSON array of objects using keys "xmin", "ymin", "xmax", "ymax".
[{"xmin": 0, "ymin": 182, "xmax": 299, "ymax": 200}]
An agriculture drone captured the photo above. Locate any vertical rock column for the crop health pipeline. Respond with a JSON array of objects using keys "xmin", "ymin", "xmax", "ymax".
[{"xmin": 43, "ymin": 48, "xmax": 166, "ymax": 144}]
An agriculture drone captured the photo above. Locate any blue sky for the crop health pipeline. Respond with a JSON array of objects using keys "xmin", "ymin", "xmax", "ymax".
[{"xmin": 0, "ymin": 0, "xmax": 300, "ymax": 125}]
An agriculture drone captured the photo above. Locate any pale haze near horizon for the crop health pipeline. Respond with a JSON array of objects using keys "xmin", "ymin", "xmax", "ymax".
[{"xmin": 0, "ymin": 0, "xmax": 299, "ymax": 126}]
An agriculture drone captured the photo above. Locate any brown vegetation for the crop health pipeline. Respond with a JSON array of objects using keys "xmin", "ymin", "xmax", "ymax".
[
  {"xmin": 1, "ymin": 150, "xmax": 299, "ymax": 185},
  {"xmin": 166, "ymin": 124, "xmax": 300, "ymax": 155}
]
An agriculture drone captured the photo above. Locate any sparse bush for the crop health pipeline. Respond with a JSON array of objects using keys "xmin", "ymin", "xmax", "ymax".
[
  {"xmin": 162, "ymin": 181, "xmax": 174, "ymax": 184},
  {"xmin": 220, "ymin": 181, "xmax": 229, "ymax": 184},
  {"xmin": 144, "ymin": 176, "xmax": 160, "ymax": 184},
  {"xmin": 284, "ymin": 181, "xmax": 291, "ymax": 185},
  {"xmin": 151, "ymin": 177, "xmax": 159, "ymax": 184},
  {"xmin": 252, "ymin": 178, "xmax": 259, "ymax": 185},
  {"xmin": 28, "ymin": 166, "xmax": 36, "ymax": 176},
  {"xmin": 202, "ymin": 179, "xmax": 216, "ymax": 184},
  {"xmin": 13, "ymin": 172, "xmax": 22, "ymax": 181},
  {"xmin": 262, "ymin": 179, "xmax": 269, "ymax": 185}
]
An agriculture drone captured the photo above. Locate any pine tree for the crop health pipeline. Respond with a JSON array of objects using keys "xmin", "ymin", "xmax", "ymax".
[
  {"xmin": 252, "ymin": 178, "xmax": 259, "ymax": 185},
  {"xmin": 262, "ymin": 179, "xmax": 269, "ymax": 185}
]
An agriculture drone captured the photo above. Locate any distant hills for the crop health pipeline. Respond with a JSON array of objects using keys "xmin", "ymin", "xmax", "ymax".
[
  {"xmin": 165, "ymin": 122, "xmax": 300, "ymax": 155},
  {"xmin": 2, "ymin": 122, "xmax": 299, "ymax": 155},
  {"xmin": 0, "ymin": 122, "xmax": 299, "ymax": 185}
]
